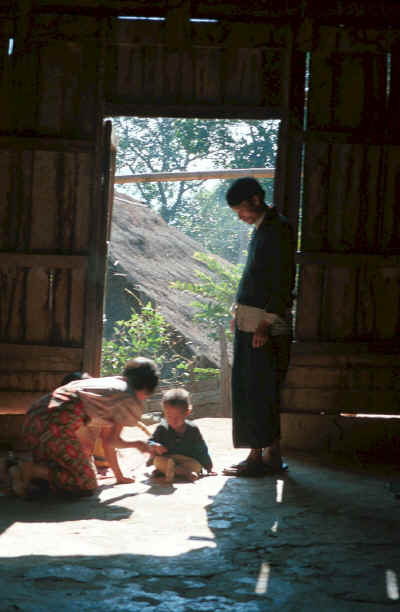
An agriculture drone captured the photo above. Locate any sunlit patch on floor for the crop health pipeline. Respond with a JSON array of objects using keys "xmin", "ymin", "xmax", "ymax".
[
  {"xmin": 276, "ymin": 479, "xmax": 284, "ymax": 503},
  {"xmin": 255, "ymin": 561, "xmax": 270, "ymax": 594},
  {"xmin": 386, "ymin": 569, "xmax": 399, "ymax": 600}
]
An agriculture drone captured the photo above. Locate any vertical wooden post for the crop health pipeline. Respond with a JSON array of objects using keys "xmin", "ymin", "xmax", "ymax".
[{"xmin": 219, "ymin": 325, "xmax": 231, "ymax": 417}]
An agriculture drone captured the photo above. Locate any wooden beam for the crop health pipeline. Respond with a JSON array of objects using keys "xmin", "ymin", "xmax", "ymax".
[
  {"xmin": 0, "ymin": 253, "xmax": 88, "ymax": 268},
  {"xmin": 115, "ymin": 167, "xmax": 275, "ymax": 184},
  {"xmin": 0, "ymin": 392, "xmax": 44, "ymax": 414},
  {"xmin": 296, "ymin": 252, "xmax": 400, "ymax": 267},
  {"xmin": 105, "ymin": 102, "xmax": 282, "ymax": 120},
  {"xmin": 0, "ymin": 135, "xmax": 94, "ymax": 152}
]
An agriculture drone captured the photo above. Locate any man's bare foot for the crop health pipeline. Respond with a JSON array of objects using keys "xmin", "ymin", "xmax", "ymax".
[
  {"xmin": 230, "ymin": 449, "xmax": 262, "ymax": 469},
  {"xmin": 262, "ymin": 442, "xmax": 284, "ymax": 469}
]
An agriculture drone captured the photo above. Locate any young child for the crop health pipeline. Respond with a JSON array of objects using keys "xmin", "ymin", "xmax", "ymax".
[
  {"xmin": 148, "ymin": 388, "xmax": 214, "ymax": 483},
  {"xmin": 6, "ymin": 357, "xmax": 159, "ymax": 499}
]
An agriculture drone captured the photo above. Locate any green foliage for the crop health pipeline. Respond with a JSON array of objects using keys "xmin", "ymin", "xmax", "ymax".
[
  {"xmin": 101, "ymin": 302, "xmax": 192, "ymax": 384},
  {"xmin": 171, "ymin": 252, "xmax": 243, "ymax": 340},
  {"xmin": 113, "ymin": 116, "xmax": 279, "ymax": 263}
]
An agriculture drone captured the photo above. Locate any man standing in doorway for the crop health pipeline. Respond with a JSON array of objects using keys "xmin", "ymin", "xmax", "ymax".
[{"xmin": 223, "ymin": 177, "xmax": 295, "ymax": 477}]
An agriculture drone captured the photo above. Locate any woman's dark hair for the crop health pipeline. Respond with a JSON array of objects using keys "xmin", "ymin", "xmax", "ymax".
[
  {"xmin": 60, "ymin": 371, "xmax": 91, "ymax": 386},
  {"xmin": 226, "ymin": 176, "xmax": 265, "ymax": 207},
  {"xmin": 123, "ymin": 357, "xmax": 159, "ymax": 393}
]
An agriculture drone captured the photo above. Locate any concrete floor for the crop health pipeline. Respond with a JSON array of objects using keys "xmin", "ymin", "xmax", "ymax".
[{"xmin": 0, "ymin": 418, "xmax": 399, "ymax": 612}]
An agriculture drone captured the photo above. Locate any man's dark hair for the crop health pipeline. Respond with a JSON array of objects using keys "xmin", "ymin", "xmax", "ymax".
[
  {"xmin": 123, "ymin": 357, "xmax": 159, "ymax": 393},
  {"xmin": 162, "ymin": 388, "xmax": 191, "ymax": 412},
  {"xmin": 226, "ymin": 176, "xmax": 265, "ymax": 207}
]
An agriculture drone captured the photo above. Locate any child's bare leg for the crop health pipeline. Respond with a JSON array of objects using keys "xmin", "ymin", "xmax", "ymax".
[
  {"xmin": 173, "ymin": 455, "xmax": 202, "ymax": 482},
  {"xmin": 174, "ymin": 465, "xmax": 198, "ymax": 482},
  {"xmin": 153, "ymin": 456, "xmax": 175, "ymax": 483}
]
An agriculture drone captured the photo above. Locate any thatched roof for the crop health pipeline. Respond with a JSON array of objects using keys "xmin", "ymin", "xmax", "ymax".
[{"xmin": 104, "ymin": 191, "xmax": 232, "ymax": 366}]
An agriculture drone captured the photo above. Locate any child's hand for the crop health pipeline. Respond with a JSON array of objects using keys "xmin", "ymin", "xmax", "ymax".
[
  {"xmin": 151, "ymin": 443, "xmax": 168, "ymax": 456},
  {"xmin": 207, "ymin": 468, "xmax": 218, "ymax": 476}
]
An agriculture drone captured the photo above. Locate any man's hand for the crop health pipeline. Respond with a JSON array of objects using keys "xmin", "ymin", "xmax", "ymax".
[{"xmin": 252, "ymin": 320, "xmax": 270, "ymax": 348}]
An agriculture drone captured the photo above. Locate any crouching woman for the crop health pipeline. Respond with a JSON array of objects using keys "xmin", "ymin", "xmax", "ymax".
[{"xmin": 9, "ymin": 357, "xmax": 159, "ymax": 498}]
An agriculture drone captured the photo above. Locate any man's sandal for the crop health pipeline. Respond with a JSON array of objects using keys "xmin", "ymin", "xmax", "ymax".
[
  {"xmin": 223, "ymin": 462, "xmax": 266, "ymax": 477},
  {"xmin": 262, "ymin": 462, "xmax": 289, "ymax": 474}
]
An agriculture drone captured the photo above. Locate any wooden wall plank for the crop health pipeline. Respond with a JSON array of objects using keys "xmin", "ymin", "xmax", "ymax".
[
  {"xmin": 30, "ymin": 151, "xmax": 58, "ymax": 250},
  {"xmin": 0, "ymin": 261, "xmax": 86, "ymax": 345},
  {"xmin": 321, "ymin": 266, "xmax": 357, "ymax": 339},
  {"xmin": 389, "ymin": 44, "xmax": 400, "ymax": 140},
  {"xmin": 0, "ymin": 393, "xmax": 44, "ymax": 414},
  {"xmin": 297, "ymin": 261, "xmax": 400, "ymax": 343},
  {"xmin": 142, "ymin": 46, "xmax": 165, "ymax": 100},
  {"xmin": 0, "ymin": 343, "xmax": 83, "ymax": 370},
  {"xmin": 0, "ymin": 265, "xmax": 26, "ymax": 342},
  {"xmin": 326, "ymin": 144, "xmax": 362, "ymax": 250},
  {"xmin": 381, "ymin": 146, "xmax": 400, "ymax": 249},
  {"xmin": 0, "ymin": 372, "xmax": 67, "ymax": 392},
  {"xmin": 69, "ymin": 266, "xmax": 86, "ymax": 344},
  {"xmin": 19, "ymin": 150, "xmax": 92, "ymax": 252},
  {"xmin": 295, "ymin": 263, "xmax": 323, "ymax": 340},
  {"xmin": 0, "ymin": 24, "xmax": 13, "ymax": 132},
  {"xmin": 286, "ymin": 364, "xmax": 400, "ymax": 391},
  {"xmin": 105, "ymin": 19, "xmax": 288, "ymax": 112},
  {"xmin": 1, "ymin": 151, "xmax": 35, "ymax": 251},
  {"xmin": 0, "ymin": 151, "xmax": 13, "ymax": 249},
  {"xmin": 302, "ymin": 143, "xmax": 386, "ymax": 252},
  {"xmin": 282, "ymin": 388, "xmax": 400, "ymax": 415},
  {"xmin": 195, "ymin": 47, "xmax": 222, "ymax": 104},
  {"xmin": 308, "ymin": 27, "xmax": 388, "ymax": 134},
  {"xmin": 371, "ymin": 266, "xmax": 400, "ymax": 339},
  {"xmin": 52, "ymin": 268, "xmax": 69, "ymax": 343},
  {"xmin": 301, "ymin": 142, "xmax": 330, "ymax": 250},
  {"xmin": 25, "ymin": 267, "xmax": 51, "ymax": 343}
]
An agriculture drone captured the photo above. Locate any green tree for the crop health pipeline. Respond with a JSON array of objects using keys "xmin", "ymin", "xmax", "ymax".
[
  {"xmin": 113, "ymin": 117, "xmax": 279, "ymax": 238},
  {"xmin": 114, "ymin": 116, "xmax": 229, "ymax": 224},
  {"xmin": 101, "ymin": 301, "xmax": 192, "ymax": 384},
  {"xmin": 171, "ymin": 252, "xmax": 243, "ymax": 341}
]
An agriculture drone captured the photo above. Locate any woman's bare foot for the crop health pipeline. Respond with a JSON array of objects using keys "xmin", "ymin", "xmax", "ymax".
[{"xmin": 9, "ymin": 462, "xmax": 34, "ymax": 497}]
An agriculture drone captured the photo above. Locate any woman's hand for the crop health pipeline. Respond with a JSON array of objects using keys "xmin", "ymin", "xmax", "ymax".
[
  {"xmin": 135, "ymin": 440, "xmax": 152, "ymax": 453},
  {"xmin": 115, "ymin": 475, "xmax": 135, "ymax": 484}
]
